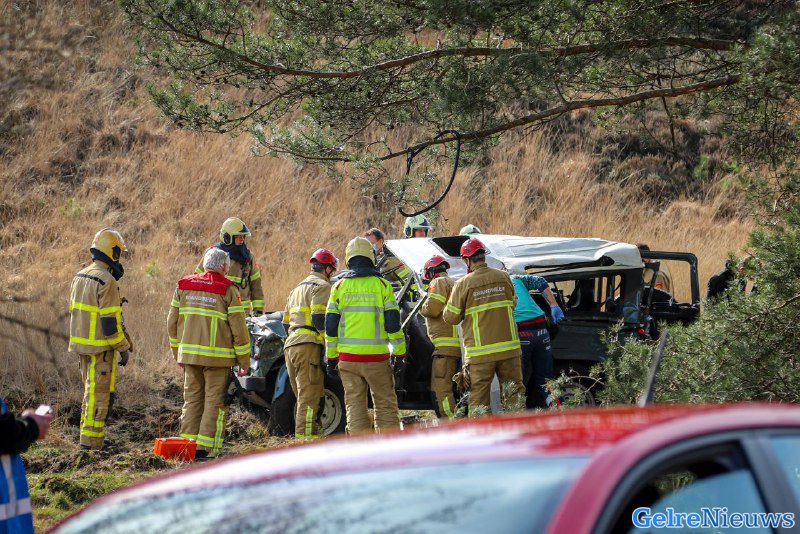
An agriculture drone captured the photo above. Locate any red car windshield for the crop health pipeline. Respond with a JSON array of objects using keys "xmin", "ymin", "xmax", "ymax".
[{"xmin": 57, "ymin": 457, "xmax": 587, "ymax": 533}]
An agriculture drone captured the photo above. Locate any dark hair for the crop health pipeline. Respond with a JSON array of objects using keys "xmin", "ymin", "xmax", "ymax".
[
  {"xmin": 365, "ymin": 228, "xmax": 384, "ymax": 240},
  {"xmin": 469, "ymin": 253, "xmax": 486, "ymax": 263},
  {"xmin": 311, "ymin": 261, "xmax": 328, "ymax": 273}
]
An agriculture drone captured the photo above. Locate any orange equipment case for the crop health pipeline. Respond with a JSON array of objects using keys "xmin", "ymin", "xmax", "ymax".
[{"xmin": 153, "ymin": 437, "xmax": 196, "ymax": 461}]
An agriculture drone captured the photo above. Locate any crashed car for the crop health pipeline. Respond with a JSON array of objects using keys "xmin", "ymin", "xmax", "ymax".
[{"xmin": 235, "ymin": 234, "xmax": 700, "ymax": 436}]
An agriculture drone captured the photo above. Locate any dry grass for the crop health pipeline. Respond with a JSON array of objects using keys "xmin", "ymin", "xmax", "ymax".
[{"xmin": 0, "ymin": 0, "xmax": 751, "ymax": 408}]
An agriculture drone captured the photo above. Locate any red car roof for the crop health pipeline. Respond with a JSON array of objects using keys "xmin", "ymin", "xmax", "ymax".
[{"xmin": 63, "ymin": 403, "xmax": 800, "ymax": 529}]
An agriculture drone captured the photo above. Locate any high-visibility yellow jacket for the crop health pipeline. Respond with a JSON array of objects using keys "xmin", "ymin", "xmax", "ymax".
[
  {"xmin": 68, "ymin": 261, "xmax": 130, "ymax": 355},
  {"xmin": 195, "ymin": 252, "xmax": 265, "ymax": 313},
  {"xmin": 443, "ymin": 263, "xmax": 521, "ymax": 363},
  {"xmin": 325, "ymin": 275, "xmax": 407, "ymax": 362},
  {"xmin": 420, "ymin": 274, "xmax": 460, "ymax": 357},
  {"xmin": 282, "ymin": 271, "xmax": 331, "ymax": 349},
  {"xmin": 167, "ymin": 271, "xmax": 251, "ymax": 368}
]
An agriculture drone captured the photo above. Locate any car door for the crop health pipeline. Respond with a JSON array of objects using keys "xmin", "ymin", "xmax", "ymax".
[
  {"xmin": 639, "ymin": 251, "xmax": 701, "ymax": 327},
  {"xmin": 594, "ymin": 430, "xmax": 800, "ymax": 534}
]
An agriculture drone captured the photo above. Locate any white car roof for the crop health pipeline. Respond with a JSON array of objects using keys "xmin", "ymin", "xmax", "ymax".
[{"xmin": 384, "ymin": 235, "xmax": 643, "ymax": 279}]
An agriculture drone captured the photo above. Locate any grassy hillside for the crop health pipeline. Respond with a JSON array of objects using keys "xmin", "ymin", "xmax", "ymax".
[
  {"xmin": 0, "ymin": 0, "xmax": 752, "ymax": 527},
  {"xmin": 0, "ymin": 0, "xmax": 752, "ymax": 405}
]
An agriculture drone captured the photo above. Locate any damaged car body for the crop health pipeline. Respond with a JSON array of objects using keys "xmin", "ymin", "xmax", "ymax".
[{"xmin": 234, "ymin": 234, "xmax": 700, "ymax": 435}]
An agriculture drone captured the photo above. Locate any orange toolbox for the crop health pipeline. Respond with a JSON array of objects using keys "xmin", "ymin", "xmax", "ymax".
[{"xmin": 153, "ymin": 437, "xmax": 196, "ymax": 462}]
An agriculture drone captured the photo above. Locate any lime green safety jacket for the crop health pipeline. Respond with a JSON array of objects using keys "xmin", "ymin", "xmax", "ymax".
[{"xmin": 325, "ymin": 275, "xmax": 407, "ymax": 362}]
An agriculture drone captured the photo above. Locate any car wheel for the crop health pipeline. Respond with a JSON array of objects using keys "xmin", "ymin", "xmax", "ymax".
[
  {"xmin": 319, "ymin": 374, "xmax": 346, "ymax": 436},
  {"xmin": 555, "ymin": 363, "xmax": 600, "ymax": 407},
  {"xmin": 268, "ymin": 385, "xmax": 296, "ymax": 437}
]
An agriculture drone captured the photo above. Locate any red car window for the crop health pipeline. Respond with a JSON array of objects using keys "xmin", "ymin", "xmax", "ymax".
[{"xmin": 56, "ymin": 457, "xmax": 587, "ymax": 533}]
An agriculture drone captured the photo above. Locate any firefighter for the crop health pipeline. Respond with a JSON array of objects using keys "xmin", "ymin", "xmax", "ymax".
[
  {"xmin": 637, "ymin": 243, "xmax": 673, "ymax": 294},
  {"xmin": 404, "ymin": 214, "xmax": 433, "ymax": 238},
  {"xmin": 364, "ymin": 227, "xmax": 408, "ymax": 283},
  {"xmin": 168, "ymin": 247, "xmax": 251, "ymax": 460},
  {"xmin": 282, "ymin": 249, "xmax": 338, "ymax": 438},
  {"xmin": 325, "ymin": 237, "xmax": 406, "ymax": 433},
  {"xmin": 419, "ymin": 255, "xmax": 461, "ymax": 419},
  {"xmin": 196, "ymin": 217, "xmax": 265, "ymax": 314},
  {"xmin": 459, "ymin": 224, "xmax": 482, "ymax": 236},
  {"xmin": 68, "ymin": 228, "xmax": 132, "ymax": 450},
  {"xmin": 443, "ymin": 237, "xmax": 523, "ymax": 414}
]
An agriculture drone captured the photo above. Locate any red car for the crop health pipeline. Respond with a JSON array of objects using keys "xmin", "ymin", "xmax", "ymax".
[{"xmin": 54, "ymin": 404, "xmax": 800, "ymax": 533}]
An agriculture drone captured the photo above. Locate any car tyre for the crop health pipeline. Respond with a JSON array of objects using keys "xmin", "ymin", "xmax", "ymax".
[
  {"xmin": 554, "ymin": 363, "xmax": 601, "ymax": 407},
  {"xmin": 319, "ymin": 374, "xmax": 347, "ymax": 436}
]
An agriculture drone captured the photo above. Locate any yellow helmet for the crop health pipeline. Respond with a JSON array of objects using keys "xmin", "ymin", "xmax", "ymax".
[
  {"xmin": 91, "ymin": 228, "xmax": 127, "ymax": 262},
  {"xmin": 219, "ymin": 217, "xmax": 252, "ymax": 245},
  {"xmin": 345, "ymin": 236, "xmax": 376, "ymax": 266}
]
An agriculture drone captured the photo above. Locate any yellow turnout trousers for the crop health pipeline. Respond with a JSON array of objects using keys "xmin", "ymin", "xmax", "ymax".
[
  {"xmin": 179, "ymin": 365, "xmax": 229, "ymax": 455},
  {"xmin": 285, "ymin": 343, "xmax": 325, "ymax": 438},
  {"xmin": 79, "ymin": 351, "xmax": 116, "ymax": 449},
  {"xmin": 468, "ymin": 356, "xmax": 523, "ymax": 414},
  {"xmin": 339, "ymin": 360, "xmax": 399, "ymax": 434},
  {"xmin": 431, "ymin": 354, "xmax": 459, "ymax": 419}
]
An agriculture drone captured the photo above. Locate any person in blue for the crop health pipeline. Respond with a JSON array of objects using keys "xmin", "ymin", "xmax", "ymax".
[
  {"xmin": 1, "ymin": 397, "xmax": 52, "ymax": 533},
  {"xmin": 510, "ymin": 275, "xmax": 565, "ymax": 408}
]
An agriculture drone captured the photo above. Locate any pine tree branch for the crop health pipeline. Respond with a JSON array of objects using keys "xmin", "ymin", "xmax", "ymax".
[
  {"xmin": 379, "ymin": 74, "xmax": 740, "ymax": 160},
  {"xmin": 151, "ymin": 11, "xmax": 737, "ymax": 80}
]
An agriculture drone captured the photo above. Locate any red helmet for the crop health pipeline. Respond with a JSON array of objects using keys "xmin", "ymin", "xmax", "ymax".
[
  {"xmin": 460, "ymin": 237, "xmax": 487, "ymax": 259},
  {"xmin": 423, "ymin": 255, "xmax": 450, "ymax": 281},
  {"xmin": 310, "ymin": 248, "xmax": 338, "ymax": 269}
]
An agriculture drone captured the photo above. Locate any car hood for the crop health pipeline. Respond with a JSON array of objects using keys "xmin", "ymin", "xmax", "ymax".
[{"xmin": 384, "ymin": 235, "xmax": 643, "ymax": 280}]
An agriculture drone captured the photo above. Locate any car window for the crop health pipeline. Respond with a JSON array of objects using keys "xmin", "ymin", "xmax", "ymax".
[
  {"xmin": 58, "ymin": 457, "xmax": 587, "ymax": 534},
  {"xmin": 553, "ymin": 274, "xmax": 624, "ymax": 316},
  {"xmin": 770, "ymin": 435, "xmax": 800, "ymax": 504},
  {"xmin": 628, "ymin": 469, "xmax": 770, "ymax": 533},
  {"xmin": 607, "ymin": 446, "xmax": 775, "ymax": 534}
]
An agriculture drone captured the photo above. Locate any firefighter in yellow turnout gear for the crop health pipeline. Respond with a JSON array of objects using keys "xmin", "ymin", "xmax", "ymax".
[
  {"xmin": 196, "ymin": 217, "xmax": 266, "ymax": 314},
  {"xmin": 325, "ymin": 237, "xmax": 407, "ymax": 434},
  {"xmin": 282, "ymin": 249, "xmax": 338, "ymax": 438},
  {"xmin": 68, "ymin": 228, "xmax": 132, "ymax": 450},
  {"xmin": 419, "ymin": 255, "xmax": 461, "ymax": 419},
  {"xmin": 168, "ymin": 247, "xmax": 251, "ymax": 459},
  {"xmin": 443, "ymin": 238, "xmax": 523, "ymax": 414}
]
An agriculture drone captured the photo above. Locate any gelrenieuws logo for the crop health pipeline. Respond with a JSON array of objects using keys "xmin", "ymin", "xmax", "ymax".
[{"xmin": 632, "ymin": 507, "xmax": 796, "ymax": 529}]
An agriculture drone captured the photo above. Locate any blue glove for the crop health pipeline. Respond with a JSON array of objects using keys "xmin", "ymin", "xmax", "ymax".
[{"xmin": 550, "ymin": 306, "xmax": 565, "ymax": 325}]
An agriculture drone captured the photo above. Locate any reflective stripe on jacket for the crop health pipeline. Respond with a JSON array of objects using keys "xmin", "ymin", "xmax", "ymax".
[
  {"xmin": 443, "ymin": 263, "xmax": 521, "ymax": 362},
  {"xmin": 0, "ymin": 399, "xmax": 34, "ymax": 534},
  {"xmin": 325, "ymin": 276, "xmax": 406, "ymax": 362},
  {"xmin": 68, "ymin": 261, "xmax": 130, "ymax": 355},
  {"xmin": 195, "ymin": 255, "xmax": 265, "ymax": 313},
  {"xmin": 167, "ymin": 271, "xmax": 251, "ymax": 368},
  {"xmin": 283, "ymin": 271, "xmax": 331, "ymax": 348},
  {"xmin": 420, "ymin": 275, "xmax": 460, "ymax": 357}
]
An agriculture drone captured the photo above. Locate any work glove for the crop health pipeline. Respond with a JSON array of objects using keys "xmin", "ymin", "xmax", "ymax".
[
  {"xmin": 326, "ymin": 358, "xmax": 339, "ymax": 378},
  {"xmin": 550, "ymin": 306, "xmax": 565, "ymax": 325},
  {"xmin": 118, "ymin": 351, "xmax": 130, "ymax": 367}
]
